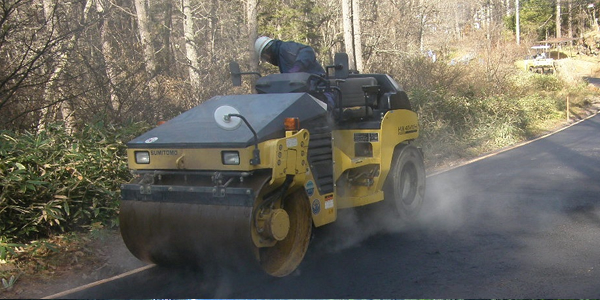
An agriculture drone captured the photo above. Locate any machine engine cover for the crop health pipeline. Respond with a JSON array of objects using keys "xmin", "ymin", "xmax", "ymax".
[{"xmin": 128, "ymin": 93, "xmax": 327, "ymax": 149}]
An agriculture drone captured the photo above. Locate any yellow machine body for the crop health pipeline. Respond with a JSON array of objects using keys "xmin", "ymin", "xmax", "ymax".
[
  {"xmin": 125, "ymin": 109, "xmax": 418, "ymax": 227},
  {"xmin": 120, "ymin": 58, "xmax": 425, "ymax": 277}
]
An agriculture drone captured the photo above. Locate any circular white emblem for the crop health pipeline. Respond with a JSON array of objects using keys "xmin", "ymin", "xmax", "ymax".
[
  {"xmin": 145, "ymin": 137, "xmax": 158, "ymax": 143},
  {"xmin": 214, "ymin": 105, "xmax": 242, "ymax": 130}
]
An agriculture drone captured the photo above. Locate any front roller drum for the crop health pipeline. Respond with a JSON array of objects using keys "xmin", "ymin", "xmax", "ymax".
[
  {"xmin": 120, "ymin": 187, "xmax": 312, "ymax": 277},
  {"xmin": 120, "ymin": 200, "xmax": 255, "ymax": 266}
]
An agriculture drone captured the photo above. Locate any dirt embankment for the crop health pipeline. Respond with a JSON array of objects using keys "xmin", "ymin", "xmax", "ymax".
[{"xmin": 1, "ymin": 231, "xmax": 145, "ymax": 299}]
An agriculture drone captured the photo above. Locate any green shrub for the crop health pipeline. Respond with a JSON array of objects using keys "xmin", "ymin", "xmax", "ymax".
[
  {"xmin": 0, "ymin": 122, "xmax": 150, "ymax": 243},
  {"xmin": 529, "ymin": 73, "xmax": 564, "ymax": 91},
  {"xmin": 411, "ymin": 87, "xmax": 564, "ymax": 166}
]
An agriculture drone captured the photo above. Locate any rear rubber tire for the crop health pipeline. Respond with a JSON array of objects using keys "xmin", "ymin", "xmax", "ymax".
[
  {"xmin": 258, "ymin": 189, "xmax": 312, "ymax": 277},
  {"xmin": 387, "ymin": 145, "xmax": 426, "ymax": 221}
]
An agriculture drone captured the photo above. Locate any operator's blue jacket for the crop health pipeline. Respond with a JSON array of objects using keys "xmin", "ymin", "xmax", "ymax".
[{"xmin": 270, "ymin": 40, "xmax": 326, "ymax": 75}]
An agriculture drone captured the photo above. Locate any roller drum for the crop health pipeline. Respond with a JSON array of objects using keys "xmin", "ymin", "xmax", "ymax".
[
  {"xmin": 120, "ymin": 200, "xmax": 256, "ymax": 267},
  {"xmin": 119, "ymin": 172, "xmax": 313, "ymax": 276}
]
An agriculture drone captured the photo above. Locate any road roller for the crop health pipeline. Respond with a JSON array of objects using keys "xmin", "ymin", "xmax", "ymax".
[{"xmin": 120, "ymin": 53, "xmax": 425, "ymax": 277}]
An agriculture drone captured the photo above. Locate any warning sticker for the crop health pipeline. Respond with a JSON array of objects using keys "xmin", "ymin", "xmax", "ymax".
[
  {"xmin": 324, "ymin": 194, "xmax": 334, "ymax": 209},
  {"xmin": 286, "ymin": 137, "xmax": 298, "ymax": 147},
  {"xmin": 354, "ymin": 133, "xmax": 379, "ymax": 142}
]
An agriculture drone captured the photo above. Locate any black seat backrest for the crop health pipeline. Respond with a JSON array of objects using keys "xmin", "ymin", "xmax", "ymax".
[
  {"xmin": 332, "ymin": 77, "xmax": 378, "ymax": 108},
  {"xmin": 380, "ymin": 91, "xmax": 412, "ymax": 110},
  {"xmin": 255, "ymin": 73, "xmax": 314, "ymax": 94}
]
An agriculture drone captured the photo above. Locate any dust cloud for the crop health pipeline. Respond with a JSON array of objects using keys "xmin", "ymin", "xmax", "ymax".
[
  {"xmin": 309, "ymin": 164, "xmax": 556, "ymax": 256},
  {"xmin": 306, "ymin": 168, "xmax": 477, "ymax": 256}
]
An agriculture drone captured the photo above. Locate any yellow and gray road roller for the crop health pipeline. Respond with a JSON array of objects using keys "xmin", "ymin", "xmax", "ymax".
[{"xmin": 120, "ymin": 53, "xmax": 425, "ymax": 277}]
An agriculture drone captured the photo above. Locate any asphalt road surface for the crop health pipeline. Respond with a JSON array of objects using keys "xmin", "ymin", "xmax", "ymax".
[
  {"xmin": 584, "ymin": 76, "xmax": 600, "ymax": 88},
  {"xmin": 63, "ymin": 113, "xmax": 600, "ymax": 299}
]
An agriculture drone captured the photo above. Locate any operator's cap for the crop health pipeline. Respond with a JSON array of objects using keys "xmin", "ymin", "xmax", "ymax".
[{"xmin": 255, "ymin": 36, "xmax": 274, "ymax": 60}]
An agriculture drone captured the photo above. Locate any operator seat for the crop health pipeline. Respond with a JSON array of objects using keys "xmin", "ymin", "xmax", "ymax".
[{"xmin": 331, "ymin": 77, "xmax": 379, "ymax": 120}]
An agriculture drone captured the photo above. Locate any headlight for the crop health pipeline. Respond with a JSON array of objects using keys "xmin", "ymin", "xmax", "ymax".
[
  {"xmin": 222, "ymin": 151, "xmax": 240, "ymax": 165},
  {"xmin": 135, "ymin": 151, "xmax": 150, "ymax": 164}
]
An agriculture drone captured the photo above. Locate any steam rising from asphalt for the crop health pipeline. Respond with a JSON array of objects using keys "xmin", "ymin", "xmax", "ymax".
[
  {"xmin": 311, "ymin": 172, "xmax": 473, "ymax": 255},
  {"xmin": 310, "ymin": 166, "xmax": 539, "ymax": 255},
  {"xmin": 303, "ymin": 167, "xmax": 467, "ymax": 254},
  {"xmin": 418, "ymin": 171, "xmax": 470, "ymax": 232}
]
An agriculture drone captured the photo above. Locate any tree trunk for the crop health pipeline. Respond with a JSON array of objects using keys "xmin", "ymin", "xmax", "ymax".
[
  {"xmin": 101, "ymin": 22, "xmax": 120, "ymax": 114},
  {"xmin": 568, "ymin": 0, "xmax": 572, "ymax": 42},
  {"xmin": 515, "ymin": 0, "xmax": 520, "ymax": 45},
  {"xmin": 133, "ymin": 0, "xmax": 157, "ymax": 77},
  {"xmin": 578, "ymin": 4, "xmax": 584, "ymax": 36},
  {"xmin": 341, "ymin": 0, "xmax": 355, "ymax": 70},
  {"xmin": 39, "ymin": 0, "xmax": 91, "ymax": 133},
  {"xmin": 161, "ymin": 1, "xmax": 174, "ymax": 74},
  {"xmin": 209, "ymin": 0, "xmax": 218, "ymax": 59},
  {"xmin": 97, "ymin": 0, "xmax": 120, "ymax": 115},
  {"xmin": 486, "ymin": 2, "xmax": 492, "ymax": 40},
  {"xmin": 556, "ymin": 0, "xmax": 562, "ymax": 38},
  {"xmin": 134, "ymin": 0, "xmax": 160, "ymax": 106},
  {"xmin": 247, "ymin": 0, "xmax": 259, "ymax": 71},
  {"xmin": 419, "ymin": 12, "xmax": 427, "ymax": 51},
  {"xmin": 183, "ymin": 0, "xmax": 200, "ymax": 92},
  {"xmin": 351, "ymin": 0, "xmax": 363, "ymax": 72},
  {"xmin": 455, "ymin": 4, "xmax": 461, "ymax": 39},
  {"xmin": 38, "ymin": 0, "xmax": 56, "ymax": 130}
]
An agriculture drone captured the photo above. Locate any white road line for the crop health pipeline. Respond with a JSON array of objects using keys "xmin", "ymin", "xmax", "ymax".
[{"xmin": 42, "ymin": 264, "xmax": 155, "ymax": 299}]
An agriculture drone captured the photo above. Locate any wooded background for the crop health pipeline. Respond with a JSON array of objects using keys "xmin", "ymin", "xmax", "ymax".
[{"xmin": 1, "ymin": 0, "xmax": 599, "ymax": 132}]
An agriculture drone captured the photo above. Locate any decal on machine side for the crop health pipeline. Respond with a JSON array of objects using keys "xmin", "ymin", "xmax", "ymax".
[
  {"xmin": 150, "ymin": 150, "xmax": 179, "ymax": 156},
  {"xmin": 145, "ymin": 137, "xmax": 158, "ymax": 143},
  {"xmin": 305, "ymin": 180, "xmax": 315, "ymax": 197},
  {"xmin": 398, "ymin": 124, "xmax": 418, "ymax": 135},
  {"xmin": 311, "ymin": 199, "xmax": 321, "ymax": 215},
  {"xmin": 354, "ymin": 133, "xmax": 379, "ymax": 142},
  {"xmin": 324, "ymin": 194, "xmax": 334, "ymax": 209},
  {"xmin": 286, "ymin": 137, "xmax": 298, "ymax": 147}
]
